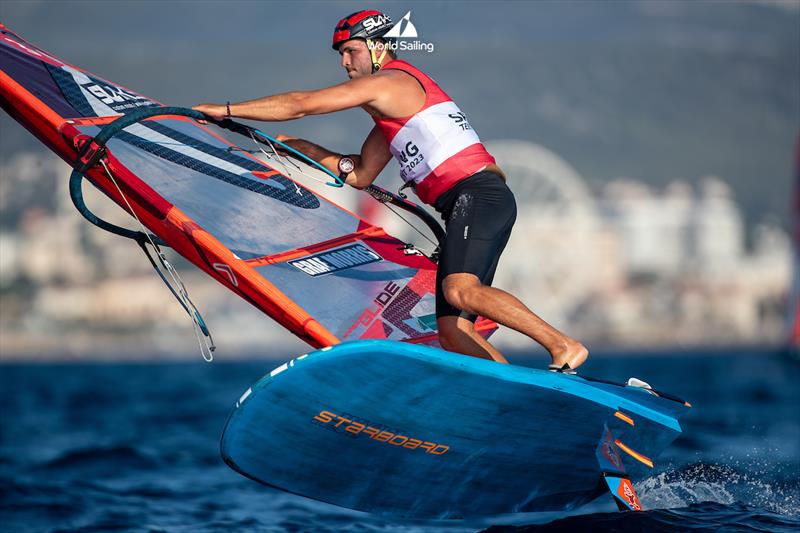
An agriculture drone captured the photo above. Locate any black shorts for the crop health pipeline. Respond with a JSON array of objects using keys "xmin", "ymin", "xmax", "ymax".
[{"xmin": 433, "ymin": 170, "xmax": 517, "ymax": 320}]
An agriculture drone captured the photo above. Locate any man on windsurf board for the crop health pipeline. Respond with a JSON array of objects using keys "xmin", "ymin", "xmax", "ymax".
[{"xmin": 194, "ymin": 10, "xmax": 588, "ymax": 371}]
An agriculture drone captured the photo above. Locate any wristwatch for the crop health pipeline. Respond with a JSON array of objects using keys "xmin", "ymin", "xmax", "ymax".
[{"xmin": 338, "ymin": 155, "xmax": 355, "ymax": 182}]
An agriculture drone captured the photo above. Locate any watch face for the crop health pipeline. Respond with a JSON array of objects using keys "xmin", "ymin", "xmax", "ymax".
[{"xmin": 339, "ymin": 157, "xmax": 355, "ymax": 174}]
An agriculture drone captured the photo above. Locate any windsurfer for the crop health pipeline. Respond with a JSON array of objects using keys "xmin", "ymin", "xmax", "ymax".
[{"xmin": 193, "ymin": 10, "xmax": 588, "ymax": 371}]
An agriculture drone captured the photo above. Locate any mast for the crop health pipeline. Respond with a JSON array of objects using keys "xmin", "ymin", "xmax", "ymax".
[{"xmin": 789, "ymin": 136, "xmax": 800, "ymax": 356}]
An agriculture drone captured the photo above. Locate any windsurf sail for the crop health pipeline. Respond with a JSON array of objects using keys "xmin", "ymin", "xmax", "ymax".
[{"xmin": 0, "ymin": 23, "xmax": 497, "ymax": 353}]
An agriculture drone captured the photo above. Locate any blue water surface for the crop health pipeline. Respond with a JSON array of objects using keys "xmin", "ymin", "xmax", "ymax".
[{"xmin": 1, "ymin": 348, "xmax": 798, "ymax": 532}]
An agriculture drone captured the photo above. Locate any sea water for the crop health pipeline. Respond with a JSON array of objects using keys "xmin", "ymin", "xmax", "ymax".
[{"xmin": 1, "ymin": 348, "xmax": 798, "ymax": 533}]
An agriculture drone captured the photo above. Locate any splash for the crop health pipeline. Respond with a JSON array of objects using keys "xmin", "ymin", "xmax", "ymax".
[{"xmin": 636, "ymin": 462, "xmax": 800, "ymax": 517}]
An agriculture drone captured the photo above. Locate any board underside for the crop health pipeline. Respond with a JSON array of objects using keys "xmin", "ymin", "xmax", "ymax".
[{"xmin": 221, "ymin": 340, "xmax": 689, "ymax": 518}]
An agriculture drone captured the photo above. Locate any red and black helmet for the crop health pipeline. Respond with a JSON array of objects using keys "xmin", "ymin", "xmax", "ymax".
[{"xmin": 332, "ymin": 10, "xmax": 394, "ymax": 50}]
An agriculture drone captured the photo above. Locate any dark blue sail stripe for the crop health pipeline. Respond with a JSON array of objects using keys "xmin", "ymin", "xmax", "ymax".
[{"xmin": 116, "ymin": 125, "xmax": 320, "ymax": 209}]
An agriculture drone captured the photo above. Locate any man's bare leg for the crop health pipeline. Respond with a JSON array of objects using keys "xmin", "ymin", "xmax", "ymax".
[
  {"xmin": 437, "ymin": 316, "xmax": 509, "ymax": 364},
  {"xmin": 442, "ymin": 273, "xmax": 589, "ymax": 370}
]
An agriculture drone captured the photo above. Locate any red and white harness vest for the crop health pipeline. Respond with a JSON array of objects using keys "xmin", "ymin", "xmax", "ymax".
[{"xmin": 372, "ymin": 60, "xmax": 496, "ymax": 206}]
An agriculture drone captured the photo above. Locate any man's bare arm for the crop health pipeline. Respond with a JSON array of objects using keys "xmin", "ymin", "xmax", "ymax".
[
  {"xmin": 195, "ymin": 75, "xmax": 394, "ymax": 122},
  {"xmin": 277, "ymin": 126, "xmax": 391, "ymax": 188},
  {"xmin": 346, "ymin": 125, "xmax": 392, "ymax": 188}
]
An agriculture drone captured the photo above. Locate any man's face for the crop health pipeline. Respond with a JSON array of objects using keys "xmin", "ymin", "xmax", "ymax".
[{"xmin": 338, "ymin": 39, "xmax": 373, "ymax": 79}]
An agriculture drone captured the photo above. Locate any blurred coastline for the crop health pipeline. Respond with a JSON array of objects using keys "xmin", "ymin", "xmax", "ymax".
[{"xmin": 0, "ymin": 143, "xmax": 792, "ymax": 360}]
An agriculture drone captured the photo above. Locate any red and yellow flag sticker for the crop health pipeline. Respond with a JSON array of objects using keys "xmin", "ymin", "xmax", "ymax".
[{"xmin": 616, "ymin": 478, "xmax": 642, "ymax": 511}]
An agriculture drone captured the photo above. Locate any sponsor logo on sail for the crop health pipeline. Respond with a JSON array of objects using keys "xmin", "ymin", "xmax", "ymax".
[{"xmin": 289, "ymin": 242, "xmax": 382, "ymax": 277}]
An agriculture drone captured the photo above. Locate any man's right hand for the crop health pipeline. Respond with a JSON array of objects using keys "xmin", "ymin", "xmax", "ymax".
[{"xmin": 192, "ymin": 103, "xmax": 227, "ymax": 122}]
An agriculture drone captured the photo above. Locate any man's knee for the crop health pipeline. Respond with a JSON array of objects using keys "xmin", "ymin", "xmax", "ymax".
[
  {"xmin": 442, "ymin": 274, "xmax": 481, "ymax": 311},
  {"xmin": 442, "ymin": 285, "xmax": 464, "ymax": 310}
]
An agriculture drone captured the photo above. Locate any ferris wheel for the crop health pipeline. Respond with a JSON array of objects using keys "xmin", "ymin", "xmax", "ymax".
[{"xmin": 484, "ymin": 140, "xmax": 601, "ymax": 345}]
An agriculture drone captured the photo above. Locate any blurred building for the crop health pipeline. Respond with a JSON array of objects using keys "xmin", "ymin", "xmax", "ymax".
[
  {"xmin": 484, "ymin": 141, "xmax": 792, "ymax": 349},
  {"xmin": 0, "ymin": 144, "xmax": 794, "ymax": 357}
]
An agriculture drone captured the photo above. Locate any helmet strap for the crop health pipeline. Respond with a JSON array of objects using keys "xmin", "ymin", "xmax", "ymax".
[{"xmin": 366, "ymin": 38, "xmax": 388, "ymax": 73}]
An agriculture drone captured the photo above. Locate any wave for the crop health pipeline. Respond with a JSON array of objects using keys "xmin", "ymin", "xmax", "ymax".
[
  {"xmin": 478, "ymin": 502, "xmax": 800, "ymax": 533},
  {"xmin": 35, "ymin": 445, "xmax": 160, "ymax": 473}
]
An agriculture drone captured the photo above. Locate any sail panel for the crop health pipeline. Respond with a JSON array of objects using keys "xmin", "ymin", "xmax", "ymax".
[
  {"xmin": 253, "ymin": 236, "xmax": 438, "ymax": 340},
  {"xmin": 74, "ymin": 120, "xmax": 362, "ymax": 260}
]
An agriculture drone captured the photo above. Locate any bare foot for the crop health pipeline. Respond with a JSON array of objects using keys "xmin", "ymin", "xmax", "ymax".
[{"xmin": 550, "ymin": 339, "xmax": 589, "ymax": 371}]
